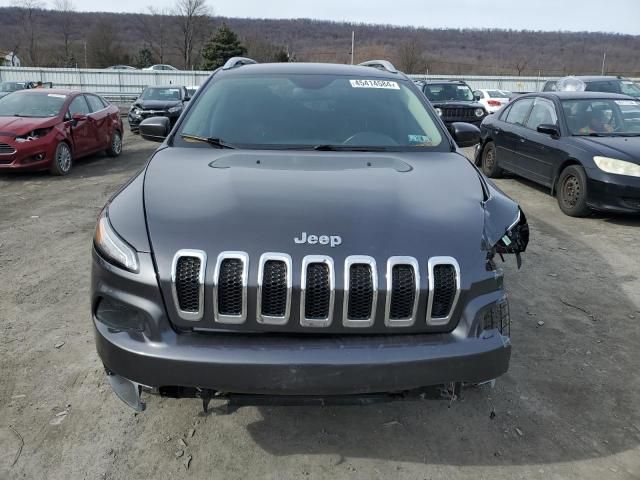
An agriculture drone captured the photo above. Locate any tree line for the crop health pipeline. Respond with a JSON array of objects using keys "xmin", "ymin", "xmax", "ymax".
[{"xmin": 1, "ymin": 2, "xmax": 639, "ymax": 76}]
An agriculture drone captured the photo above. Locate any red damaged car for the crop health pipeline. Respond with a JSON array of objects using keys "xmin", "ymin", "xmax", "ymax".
[{"xmin": 0, "ymin": 89, "xmax": 123, "ymax": 175}]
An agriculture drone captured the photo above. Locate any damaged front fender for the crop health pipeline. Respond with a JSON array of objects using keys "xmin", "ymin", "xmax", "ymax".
[{"xmin": 481, "ymin": 177, "xmax": 529, "ymax": 267}]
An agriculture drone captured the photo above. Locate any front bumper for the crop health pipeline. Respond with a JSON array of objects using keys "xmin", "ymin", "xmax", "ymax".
[
  {"xmin": 0, "ymin": 136, "xmax": 56, "ymax": 171},
  {"xmin": 92, "ymin": 250, "xmax": 512, "ymax": 401},
  {"xmin": 586, "ymin": 169, "xmax": 640, "ymax": 214}
]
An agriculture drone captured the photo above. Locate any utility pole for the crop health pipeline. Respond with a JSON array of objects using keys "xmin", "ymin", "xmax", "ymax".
[
  {"xmin": 350, "ymin": 31, "xmax": 355, "ymax": 65},
  {"xmin": 601, "ymin": 52, "xmax": 606, "ymax": 75},
  {"xmin": 84, "ymin": 41, "xmax": 87, "ymax": 68}
]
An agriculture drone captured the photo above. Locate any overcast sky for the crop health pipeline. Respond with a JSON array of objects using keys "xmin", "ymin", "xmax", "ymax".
[{"xmin": 1, "ymin": 0, "xmax": 639, "ymax": 35}]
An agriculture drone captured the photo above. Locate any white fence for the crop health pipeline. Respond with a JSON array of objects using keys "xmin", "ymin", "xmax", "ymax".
[{"xmin": 1, "ymin": 66, "xmax": 639, "ymax": 104}]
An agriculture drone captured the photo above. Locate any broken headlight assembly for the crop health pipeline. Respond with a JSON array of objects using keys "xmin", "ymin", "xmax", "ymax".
[
  {"xmin": 487, "ymin": 209, "xmax": 529, "ymax": 270},
  {"xmin": 94, "ymin": 208, "xmax": 139, "ymax": 273},
  {"xmin": 15, "ymin": 128, "xmax": 52, "ymax": 143}
]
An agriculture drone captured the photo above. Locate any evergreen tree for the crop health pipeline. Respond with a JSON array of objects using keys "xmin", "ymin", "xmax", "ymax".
[
  {"xmin": 201, "ymin": 23, "xmax": 247, "ymax": 70},
  {"xmin": 136, "ymin": 47, "xmax": 154, "ymax": 69}
]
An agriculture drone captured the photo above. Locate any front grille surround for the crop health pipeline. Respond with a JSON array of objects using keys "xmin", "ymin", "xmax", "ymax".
[
  {"xmin": 426, "ymin": 256, "xmax": 461, "ymax": 325},
  {"xmin": 257, "ymin": 253, "xmax": 292, "ymax": 325},
  {"xmin": 171, "ymin": 249, "xmax": 206, "ymax": 321},
  {"xmin": 384, "ymin": 257, "xmax": 420, "ymax": 327},
  {"xmin": 300, "ymin": 255, "xmax": 335, "ymax": 328},
  {"xmin": 342, "ymin": 256, "xmax": 378, "ymax": 328},
  {"xmin": 213, "ymin": 251, "xmax": 249, "ymax": 324}
]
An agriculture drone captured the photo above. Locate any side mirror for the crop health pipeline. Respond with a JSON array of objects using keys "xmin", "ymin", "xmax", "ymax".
[
  {"xmin": 537, "ymin": 123, "xmax": 560, "ymax": 137},
  {"xmin": 140, "ymin": 116, "xmax": 170, "ymax": 143},
  {"xmin": 450, "ymin": 122, "xmax": 481, "ymax": 148}
]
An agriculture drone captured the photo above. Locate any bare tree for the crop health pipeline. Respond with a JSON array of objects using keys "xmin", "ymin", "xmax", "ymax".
[
  {"xmin": 138, "ymin": 7, "xmax": 172, "ymax": 64},
  {"xmin": 396, "ymin": 39, "xmax": 425, "ymax": 74},
  {"xmin": 12, "ymin": 0, "xmax": 44, "ymax": 66},
  {"xmin": 53, "ymin": 0, "xmax": 77, "ymax": 66},
  {"xmin": 515, "ymin": 59, "xmax": 528, "ymax": 76},
  {"xmin": 172, "ymin": 0, "xmax": 211, "ymax": 69}
]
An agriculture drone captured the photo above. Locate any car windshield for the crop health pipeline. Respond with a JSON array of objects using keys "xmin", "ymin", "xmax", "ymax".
[
  {"xmin": 141, "ymin": 87, "xmax": 181, "ymax": 101},
  {"xmin": 0, "ymin": 92, "xmax": 66, "ymax": 117},
  {"xmin": 423, "ymin": 83, "xmax": 475, "ymax": 102},
  {"xmin": 619, "ymin": 80, "xmax": 640, "ymax": 97},
  {"xmin": 562, "ymin": 98, "xmax": 640, "ymax": 136},
  {"xmin": 0, "ymin": 82, "xmax": 27, "ymax": 92},
  {"xmin": 487, "ymin": 90, "xmax": 511, "ymax": 98},
  {"xmin": 179, "ymin": 74, "xmax": 444, "ymax": 150}
]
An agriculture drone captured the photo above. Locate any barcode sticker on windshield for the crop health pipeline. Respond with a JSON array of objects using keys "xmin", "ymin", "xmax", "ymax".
[
  {"xmin": 615, "ymin": 100, "xmax": 639, "ymax": 106},
  {"xmin": 47, "ymin": 94, "xmax": 66, "ymax": 98},
  {"xmin": 350, "ymin": 79, "xmax": 400, "ymax": 90}
]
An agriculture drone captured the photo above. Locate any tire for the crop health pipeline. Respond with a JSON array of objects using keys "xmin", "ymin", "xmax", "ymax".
[
  {"xmin": 481, "ymin": 142, "xmax": 502, "ymax": 178},
  {"xmin": 557, "ymin": 165, "xmax": 591, "ymax": 217},
  {"xmin": 106, "ymin": 130, "xmax": 123, "ymax": 157},
  {"xmin": 49, "ymin": 142, "xmax": 73, "ymax": 176}
]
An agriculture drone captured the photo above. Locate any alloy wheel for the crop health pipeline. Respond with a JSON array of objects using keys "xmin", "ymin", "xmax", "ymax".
[{"xmin": 57, "ymin": 144, "xmax": 72, "ymax": 173}]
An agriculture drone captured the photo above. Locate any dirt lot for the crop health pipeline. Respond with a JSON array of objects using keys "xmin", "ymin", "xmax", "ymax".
[{"xmin": 1, "ymin": 136, "xmax": 639, "ymax": 480}]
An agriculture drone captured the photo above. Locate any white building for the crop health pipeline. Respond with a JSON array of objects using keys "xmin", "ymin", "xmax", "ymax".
[{"xmin": 1, "ymin": 52, "xmax": 21, "ymax": 67}]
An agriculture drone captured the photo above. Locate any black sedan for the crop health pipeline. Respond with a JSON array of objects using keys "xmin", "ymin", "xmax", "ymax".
[
  {"xmin": 475, "ymin": 92, "xmax": 640, "ymax": 216},
  {"xmin": 127, "ymin": 86, "xmax": 190, "ymax": 133}
]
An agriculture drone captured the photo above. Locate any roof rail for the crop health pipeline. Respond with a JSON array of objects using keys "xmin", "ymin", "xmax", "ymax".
[
  {"xmin": 358, "ymin": 60, "xmax": 398, "ymax": 74},
  {"xmin": 222, "ymin": 57, "xmax": 258, "ymax": 70}
]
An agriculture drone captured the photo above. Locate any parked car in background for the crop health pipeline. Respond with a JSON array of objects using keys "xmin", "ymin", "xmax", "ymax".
[
  {"xmin": 476, "ymin": 91, "xmax": 640, "ymax": 216},
  {"xmin": 128, "ymin": 85, "xmax": 189, "ymax": 133},
  {"xmin": 0, "ymin": 81, "xmax": 53, "ymax": 99},
  {"xmin": 106, "ymin": 65, "xmax": 137, "ymax": 70},
  {"xmin": 542, "ymin": 80, "xmax": 558, "ymax": 92},
  {"xmin": 0, "ymin": 89, "xmax": 123, "ymax": 175},
  {"xmin": 143, "ymin": 64, "xmax": 179, "ymax": 71},
  {"xmin": 474, "ymin": 89, "xmax": 512, "ymax": 113},
  {"xmin": 419, "ymin": 80, "xmax": 488, "ymax": 127},
  {"xmin": 93, "ymin": 58, "xmax": 528, "ymax": 411},
  {"xmin": 555, "ymin": 76, "xmax": 640, "ymax": 99}
]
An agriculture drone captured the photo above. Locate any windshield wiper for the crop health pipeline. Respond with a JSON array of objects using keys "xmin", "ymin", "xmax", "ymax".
[
  {"xmin": 180, "ymin": 133, "xmax": 235, "ymax": 149},
  {"xmin": 313, "ymin": 144, "xmax": 389, "ymax": 152}
]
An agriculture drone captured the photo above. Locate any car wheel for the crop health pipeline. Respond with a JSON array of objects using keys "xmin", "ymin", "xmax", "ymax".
[
  {"xmin": 557, "ymin": 165, "xmax": 591, "ymax": 217},
  {"xmin": 106, "ymin": 130, "xmax": 123, "ymax": 157},
  {"xmin": 481, "ymin": 142, "xmax": 502, "ymax": 178},
  {"xmin": 50, "ymin": 142, "xmax": 73, "ymax": 176}
]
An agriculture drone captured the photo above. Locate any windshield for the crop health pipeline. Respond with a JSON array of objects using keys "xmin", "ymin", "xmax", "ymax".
[
  {"xmin": 179, "ymin": 75, "xmax": 444, "ymax": 150},
  {"xmin": 140, "ymin": 87, "xmax": 182, "ymax": 101},
  {"xmin": 422, "ymin": 83, "xmax": 474, "ymax": 102},
  {"xmin": 0, "ymin": 92, "xmax": 66, "ymax": 118},
  {"xmin": 487, "ymin": 90, "xmax": 511, "ymax": 98},
  {"xmin": 562, "ymin": 99, "xmax": 640, "ymax": 136},
  {"xmin": 0, "ymin": 82, "xmax": 27, "ymax": 93}
]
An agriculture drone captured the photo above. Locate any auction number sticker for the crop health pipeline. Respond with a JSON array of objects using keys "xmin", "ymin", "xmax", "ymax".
[
  {"xmin": 48, "ymin": 94, "xmax": 67, "ymax": 98},
  {"xmin": 350, "ymin": 79, "xmax": 400, "ymax": 90}
]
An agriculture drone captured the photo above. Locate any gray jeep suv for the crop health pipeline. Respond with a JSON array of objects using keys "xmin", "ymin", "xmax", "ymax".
[{"xmin": 92, "ymin": 58, "xmax": 529, "ymax": 410}]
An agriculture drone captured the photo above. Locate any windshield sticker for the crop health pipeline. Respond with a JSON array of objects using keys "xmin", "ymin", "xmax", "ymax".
[
  {"xmin": 615, "ymin": 100, "xmax": 639, "ymax": 106},
  {"xmin": 47, "ymin": 94, "xmax": 66, "ymax": 98},
  {"xmin": 350, "ymin": 79, "xmax": 400, "ymax": 90},
  {"xmin": 408, "ymin": 134, "xmax": 432, "ymax": 143},
  {"xmin": 622, "ymin": 81, "xmax": 634, "ymax": 85}
]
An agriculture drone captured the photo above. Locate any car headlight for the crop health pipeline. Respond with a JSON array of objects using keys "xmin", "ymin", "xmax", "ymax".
[
  {"xmin": 475, "ymin": 108, "xmax": 485, "ymax": 117},
  {"xmin": 131, "ymin": 108, "xmax": 141, "ymax": 115},
  {"xmin": 435, "ymin": 107, "xmax": 443, "ymax": 117},
  {"xmin": 15, "ymin": 128, "xmax": 52, "ymax": 143},
  {"xmin": 593, "ymin": 156, "xmax": 640, "ymax": 177},
  {"xmin": 94, "ymin": 208, "xmax": 139, "ymax": 272},
  {"xmin": 168, "ymin": 106, "xmax": 182, "ymax": 114}
]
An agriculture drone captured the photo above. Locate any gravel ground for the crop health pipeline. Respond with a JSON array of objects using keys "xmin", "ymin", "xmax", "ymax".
[{"xmin": 1, "ymin": 138, "xmax": 639, "ymax": 480}]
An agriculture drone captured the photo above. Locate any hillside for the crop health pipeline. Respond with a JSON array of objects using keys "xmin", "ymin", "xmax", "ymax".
[{"xmin": 1, "ymin": 6, "xmax": 639, "ymax": 76}]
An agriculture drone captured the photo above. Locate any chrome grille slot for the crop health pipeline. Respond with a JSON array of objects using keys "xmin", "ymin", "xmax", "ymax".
[
  {"xmin": 343, "ymin": 256, "xmax": 377, "ymax": 327},
  {"xmin": 257, "ymin": 253, "xmax": 292, "ymax": 325},
  {"xmin": 0, "ymin": 142, "xmax": 17, "ymax": 155},
  {"xmin": 385, "ymin": 257, "xmax": 420, "ymax": 327},
  {"xmin": 214, "ymin": 252, "xmax": 248, "ymax": 324},
  {"xmin": 301, "ymin": 255, "xmax": 334, "ymax": 327},
  {"xmin": 171, "ymin": 250, "xmax": 206, "ymax": 321},
  {"xmin": 427, "ymin": 256, "xmax": 461, "ymax": 325}
]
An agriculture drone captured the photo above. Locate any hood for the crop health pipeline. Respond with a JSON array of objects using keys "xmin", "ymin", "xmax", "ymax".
[
  {"xmin": 0, "ymin": 116, "xmax": 60, "ymax": 137},
  {"xmin": 144, "ymin": 149, "xmax": 495, "ymax": 275},
  {"xmin": 572, "ymin": 136, "xmax": 640, "ymax": 163},
  {"xmin": 134, "ymin": 99, "xmax": 181, "ymax": 111}
]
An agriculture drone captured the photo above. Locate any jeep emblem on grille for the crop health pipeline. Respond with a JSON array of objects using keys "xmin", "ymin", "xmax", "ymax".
[{"xmin": 294, "ymin": 232, "xmax": 342, "ymax": 247}]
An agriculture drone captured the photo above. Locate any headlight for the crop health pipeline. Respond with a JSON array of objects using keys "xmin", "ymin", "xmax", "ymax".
[
  {"xmin": 593, "ymin": 156, "xmax": 640, "ymax": 177},
  {"xmin": 168, "ymin": 106, "xmax": 182, "ymax": 114},
  {"xmin": 94, "ymin": 209, "xmax": 139, "ymax": 272},
  {"xmin": 15, "ymin": 128, "xmax": 51, "ymax": 143},
  {"xmin": 475, "ymin": 108, "xmax": 485, "ymax": 117},
  {"xmin": 435, "ymin": 107, "xmax": 443, "ymax": 117},
  {"xmin": 131, "ymin": 108, "xmax": 141, "ymax": 115}
]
